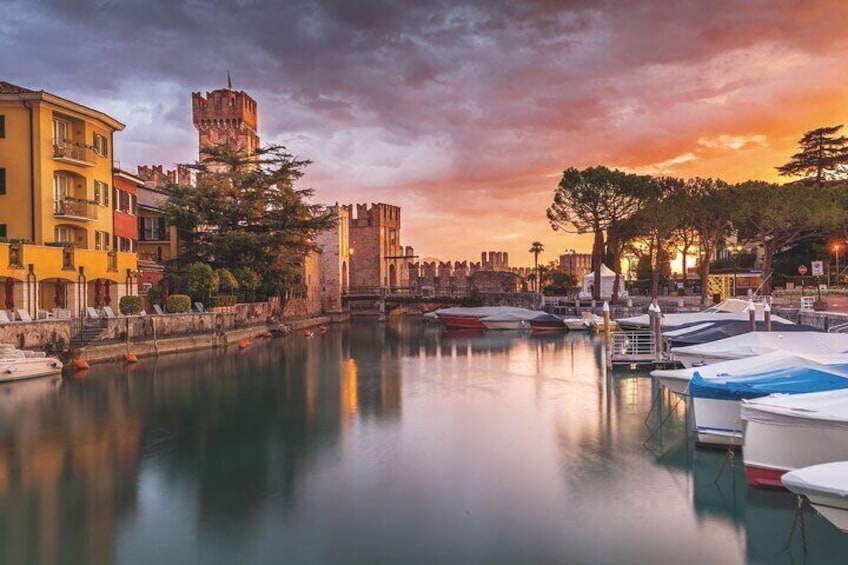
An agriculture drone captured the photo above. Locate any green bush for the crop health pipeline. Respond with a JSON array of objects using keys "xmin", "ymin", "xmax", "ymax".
[
  {"xmin": 119, "ymin": 295, "xmax": 143, "ymax": 315},
  {"xmin": 212, "ymin": 295, "xmax": 237, "ymax": 307},
  {"xmin": 216, "ymin": 268, "xmax": 239, "ymax": 294},
  {"xmin": 182, "ymin": 262, "xmax": 218, "ymax": 301},
  {"xmin": 146, "ymin": 284, "xmax": 163, "ymax": 306},
  {"xmin": 166, "ymin": 294, "xmax": 192, "ymax": 313}
]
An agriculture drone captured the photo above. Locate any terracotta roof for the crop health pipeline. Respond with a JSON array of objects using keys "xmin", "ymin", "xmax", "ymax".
[{"xmin": 0, "ymin": 81, "xmax": 36, "ymax": 94}]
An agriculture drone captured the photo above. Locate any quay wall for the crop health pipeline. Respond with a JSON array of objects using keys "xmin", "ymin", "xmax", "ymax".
[{"xmin": 0, "ymin": 319, "xmax": 72, "ymax": 349}]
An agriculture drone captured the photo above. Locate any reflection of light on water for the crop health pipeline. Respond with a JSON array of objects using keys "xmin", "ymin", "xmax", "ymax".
[{"xmin": 341, "ymin": 358, "xmax": 358, "ymax": 420}]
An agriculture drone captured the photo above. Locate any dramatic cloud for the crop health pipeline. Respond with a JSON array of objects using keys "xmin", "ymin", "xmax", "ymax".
[{"xmin": 4, "ymin": 0, "xmax": 848, "ymax": 265}]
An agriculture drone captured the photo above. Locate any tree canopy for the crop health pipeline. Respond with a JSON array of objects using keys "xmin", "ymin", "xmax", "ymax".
[
  {"xmin": 777, "ymin": 125, "xmax": 848, "ymax": 185},
  {"xmin": 163, "ymin": 142, "xmax": 336, "ymax": 297}
]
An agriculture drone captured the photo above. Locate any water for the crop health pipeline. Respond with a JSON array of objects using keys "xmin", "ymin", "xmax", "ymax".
[{"xmin": 1, "ymin": 319, "xmax": 846, "ymax": 564}]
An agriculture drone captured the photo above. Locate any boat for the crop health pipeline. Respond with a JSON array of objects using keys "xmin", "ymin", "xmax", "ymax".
[
  {"xmin": 0, "ymin": 344, "xmax": 63, "ymax": 382},
  {"xmin": 689, "ymin": 357, "xmax": 848, "ymax": 447},
  {"xmin": 665, "ymin": 319, "xmax": 816, "ymax": 348},
  {"xmin": 782, "ymin": 462, "xmax": 848, "ymax": 533},
  {"xmin": 480, "ymin": 313, "xmax": 528, "ymax": 330},
  {"xmin": 617, "ymin": 311, "xmax": 795, "ymax": 331},
  {"xmin": 527, "ymin": 313, "xmax": 567, "ymax": 332},
  {"xmin": 422, "ymin": 311, "xmax": 441, "ymax": 323},
  {"xmin": 672, "ymin": 332, "xmax": 848, "ymax": 367},
  {"xmin": 435, "ymin": 306, "xmax": 540, "ymax": 329},
  {"xmin": 741, "ymin": 389, "xmax": 848, "ymax": 488}
]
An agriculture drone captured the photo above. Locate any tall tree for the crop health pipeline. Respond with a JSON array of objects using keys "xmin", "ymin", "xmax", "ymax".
[
  {"xmin": 547, "ymin": 167, "xmax": 643, "ymax": 301},
  {"xmin": 777, "ymin": 125, "xmax": 848, "ymax": 186},
  {"xmin": 684, "ymin": 178, "xmax": 733, "ymax": 306},
  {"xmin": 529, "ymin": 241, "xmax": 544, "ymax": 292},
  {"xmin": 731, "ymin": 181, "xmax": 845, "ymax": 294},
  {"xmin": 163, "ymin": 142, "xmax": 336, "ymax": 297}
]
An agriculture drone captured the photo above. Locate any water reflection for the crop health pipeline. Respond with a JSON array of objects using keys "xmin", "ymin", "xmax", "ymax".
[{"xmin": 0, "ymin": 318, "xmax": 845, "ymax": 564}]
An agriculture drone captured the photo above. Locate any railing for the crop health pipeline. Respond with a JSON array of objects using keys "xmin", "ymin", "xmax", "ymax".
[
  {"xmin": 53, "ymin": 139, "xmax": 96, "ymax": 165},
  {"xmin": 54, "ymin": 198, "xmax": 98, "ymax": 220},
  {"xmin": 140, "ymin": 228, "xmax": 168, "ymax": 241},
  {"xmin": 609, "ymin": 330, "xmax": 657, "ymax": 365}
]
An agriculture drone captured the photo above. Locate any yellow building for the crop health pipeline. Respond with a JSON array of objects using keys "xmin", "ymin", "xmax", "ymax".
[{"xmin": 0, "ymin": 81, "xmax": 137, "ymax": 318}]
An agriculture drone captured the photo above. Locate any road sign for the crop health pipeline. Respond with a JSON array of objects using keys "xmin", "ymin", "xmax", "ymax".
[
  {"xmin": 812, "ymin": 261, "xmax": 824, "ymax": 277},
  {"xmin": 798, "ymin": 265, "xmax": 808, "ymax": 275}
]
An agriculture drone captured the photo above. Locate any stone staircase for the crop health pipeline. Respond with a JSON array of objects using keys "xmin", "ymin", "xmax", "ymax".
[{"xmin": 70, "ymin": 318, "xmax": 109, "ymax": 349}]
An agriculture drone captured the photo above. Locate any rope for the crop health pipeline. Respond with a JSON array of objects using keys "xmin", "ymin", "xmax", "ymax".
[{"xmin": 782, "ymin": 496, "xmax": 809, "ymax": 554}]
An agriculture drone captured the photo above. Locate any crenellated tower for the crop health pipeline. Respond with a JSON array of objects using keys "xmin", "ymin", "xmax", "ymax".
[{"xmin": 191, "ymin": 86, "xmax": 260, "ymax": 162}]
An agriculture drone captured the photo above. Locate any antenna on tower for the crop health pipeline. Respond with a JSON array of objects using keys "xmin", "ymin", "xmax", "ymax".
[{"xmin": 227, "ymin": 70, "xmax": 233, "ymax": 90}]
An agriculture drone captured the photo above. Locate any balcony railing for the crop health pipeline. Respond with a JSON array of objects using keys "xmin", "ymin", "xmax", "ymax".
[
  {"xmin": 54, "ymin": 197, "xmax": 98, "ymax": 220},
  {"xmin": 53, "ymin": 138, "xmax": 96, "ymax": 166},
  {"xmin": 140, "ymin": 228, "xmax": 168, "ymax": 242}
]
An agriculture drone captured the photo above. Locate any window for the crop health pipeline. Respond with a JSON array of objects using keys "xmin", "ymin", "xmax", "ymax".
[
  {"xmin": 94, "ymin": 180, "xmax": 109, "ymax": 206},
  {"xmin": 55, "ymin": 226, "xmax": 73, "ymax": 243},
  {"xmin": 93, "ymin": 133, "xmax": 108, "ymax": 157},
  {"xmin": 0, "ymin": 224, "xmax": 6, "ymax": 238},
  {"xmin": 0, "ymin": 115, "xmax": 5, "ymax": 138},
  {"xmin": 0, "ymin": 168, "xmax": 5, "ymax": 194},
  {"xmin": 95, "ymin": 230, "xmax": 109, "ymax": 251},
  {"xmin": 140, "ymin": 216, "xmax": 166, "ymax": 241},
  {"xmin": 53, "ymin": 174, "xmax": 70, "ymax": 210},
  {"xmin": 52, "ymin": 118, "xmax": 69, "ymax": 143}
]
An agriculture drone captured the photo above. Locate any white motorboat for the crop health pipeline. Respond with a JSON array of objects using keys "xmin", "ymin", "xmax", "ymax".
[
  {"xmin": 689, "ymin": 356, "xmax": 848, "ymax": 447},
  {"xmin": 671, "ymin": 332, "xmax": 848, "ymax": 367},
  {"xmin": 435, "ymin": 306, "xmax": 540, "ymax": 329},
  {"xmin": 782, "ymin": 462, "xmax": 848, "ymax": 533},
  {"xmin": 617, "ymin": 311, "xmax": 795, "ymax": 331},
  {"xmin": 480, "ymin": 313, "xmax": 528, "ymax": 331},
  {"xmin": 0, "ymin": 344, "xmax": 63, "ymax": 382},
  {"xmin": 741, "ymin": 389, "xmax": 848, "ymax": 488},
  {"xmin": 563, "ymin": 318, "xmax": 590, "ymax": 331}
]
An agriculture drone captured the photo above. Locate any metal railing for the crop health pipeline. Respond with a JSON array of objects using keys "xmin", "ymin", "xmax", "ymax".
[
  {"xmin": 610, "ymin": 330, "xmax": 657, "ymax": 364},
  {"xmin": 54, "ymin": 198, "xmax": 98, "ymax": 220},
  {"xmin": 53, "ymin": 139, "xmax": 97, "ymax": 165}
]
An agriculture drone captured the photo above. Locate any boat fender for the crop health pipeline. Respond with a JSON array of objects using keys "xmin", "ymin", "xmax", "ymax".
[
  {"xmin": 237, "ymin": 339, "xmax": 251, "ymax": 349},
  {"xmin": 4, "ymin": 366, "xmax": 16, "ymax": 374},
  {"xmin": 124, "ymin": 353, "xmax": 138, "ymax": 364},
  {"xmin": 72, "ymin": 359, "xmax": 90, "ymax": 370}
]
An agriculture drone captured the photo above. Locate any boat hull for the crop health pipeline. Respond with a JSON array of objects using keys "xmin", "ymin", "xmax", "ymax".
[
  {"xmin": 0, "ymin": 357, "xmax": 63, "ymax": 382},
  {"xmin": 481, "ymin": 320, "xmax": 525, "ymax": 330},
  {"xmin": 564, "ymin": 319, "xmax": 589, "ymax": 331},
  {"xmin": 652, "ymin": 374, "xmax": 691, "ymax": 396},
  {"xmin": 692, "ymin": 397, "xmax": 743, "ymax": 447},
  {"xmin": 436, "ymin": 314, "xmax": 486, "ymax": 329},
  {"xmin": 529, "ymin": 321, "xmax": 566, "ymax": 332},
  {"xmin": 743, "ymin": 419, "xmax": 848, "ymax": 488}
]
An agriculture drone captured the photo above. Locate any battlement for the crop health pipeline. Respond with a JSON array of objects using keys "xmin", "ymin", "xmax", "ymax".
[
  {"xmin": 348, "ymin": 202, "xmax": 402, "ymax": 228},
  {"xmin": 192, "ymin": 89, "xmax": 258, "ymax": 130},
  {"xmin": 137, "ymin": 164, "xmax": 192, "ymax": 188},
  {"xmin": 480, "ymin": 250, "xmax": 510, "ymax": 271}
]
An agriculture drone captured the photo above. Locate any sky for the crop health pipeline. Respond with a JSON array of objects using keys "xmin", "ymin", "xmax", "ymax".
[{"xmin": 3, "ymin": 0, "xmax": 848, "ymax": 267}]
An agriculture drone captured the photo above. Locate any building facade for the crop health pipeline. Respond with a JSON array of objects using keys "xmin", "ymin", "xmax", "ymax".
[
  {"xmin": 348, "ymin": 203, "xmax": 409, "ymax": 291},
  {"xmin": 112, "ymin": 169, "xmax": 139, "ymax": 253},
  {"xmin": 0, "ymin": 81, "xmax": 136, "ymax": 317},
  {"xmin": 316, "ymin": 205, "xmax": 351, "ymax": 313}
]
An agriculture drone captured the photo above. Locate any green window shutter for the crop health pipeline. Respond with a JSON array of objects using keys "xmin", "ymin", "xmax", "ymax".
[
  {"xmin": 0, "ymin": 168, "xmax": 5, "ymax": 194},
  {"xmin": 0, "ymin": 115, "xmax": 5, "ymax": 138}
]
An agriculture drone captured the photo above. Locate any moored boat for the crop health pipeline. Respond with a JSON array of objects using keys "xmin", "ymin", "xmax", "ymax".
[
  {"xmin": 741, "ymin": 389, "xmax": 848, "ymax": 488},
  {"xmin": 671, "ymin": 332, "xmax": 848, "ymax": 368},
  {"xmin": 0, "ymin": 344, "xmax": 63, "ymax": 382},
  {"xmin": 480, "ymin": 313, "xmax": 527, "ymax": 330},
  {"xmin": 528, "ymin": 313, "xmax": 566, "ymax": 332},
  {"xmin": 782, "ymin": 462, "xmax": 848, "ymax": 533},
  {"xmin": 435, "ymin": 306, "xmax": 540, "ymax": 329}
]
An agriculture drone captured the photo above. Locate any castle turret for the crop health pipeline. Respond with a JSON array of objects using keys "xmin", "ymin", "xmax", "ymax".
[{"xmin": 192, "ymin": 87, "xmax": 260, "ymax": 162}]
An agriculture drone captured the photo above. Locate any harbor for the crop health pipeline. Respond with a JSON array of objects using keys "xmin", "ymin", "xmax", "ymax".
[{"xmin": 1, "ymin": 318, "xmax": 847, "ymax": 564}]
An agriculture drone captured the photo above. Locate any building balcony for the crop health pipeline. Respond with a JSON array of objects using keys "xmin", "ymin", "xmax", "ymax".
[
  {"xmin": 54, "ymin": 198, "xmax": 98, "ymax": 221},
  {"xmin": 140, "ymin": 229, "xmax": 168, "ymax": 242},
  {"xmin": 53, "ymin": 139, "xmax": 96, "ymax": 167}
]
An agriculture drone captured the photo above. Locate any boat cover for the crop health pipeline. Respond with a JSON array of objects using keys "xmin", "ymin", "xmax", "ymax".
[
  {"xmin": 617, "ymin": 311, "xmax": 794, "ymax": 330},
  {"xmin": 480, "ymin": 312, "xmax": 530, "ymax": 322},
  {"xmin": 653, "ymin": 350, "xmax": 843, "ymax": 381},
  {"xmin": 668, "ymin": 320, "xmax": 817, "ymax": 346},
  {"xmin": 529, "ymin": 313, "xmax": 564, "ymax": 323},
  {"xmin": 672, "ymin": 332, "xmax": 848, "ymax": 362},
  {"xmin": 435, "ymin": 306, "xmax": 540, "ymax": 319},
  {"xmin": 691, "ymin": 364, "xmax": 848, "ymax": 401},
  {"xmin": 782, "ymin": 462, "xmax": 848, "ymax": 499},
  {"xmin": 741, "ymin": 388, "xmax": 848, "ymax": 429}
]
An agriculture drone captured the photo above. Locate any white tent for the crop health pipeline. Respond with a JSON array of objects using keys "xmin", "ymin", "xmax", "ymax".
[{"xmin": 579, "ymin": 264, "xmax": 624, "ymax": 299}]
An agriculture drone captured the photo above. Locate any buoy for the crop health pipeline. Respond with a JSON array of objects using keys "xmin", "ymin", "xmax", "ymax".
[
  {"xmin": 124, "ymin": 353, "xmax": 138, "ymax": 364},
  {"xmin": 318, "ymin": 325, "xmax": 327, "ymax": 333},
  {"xmin": 304, "ymin": 330, "xmax": 314, "ymax": 338},
  {"xmin": 238, "ymin": 339, "xmax": 251, "ymax": 349},
  {"xmin": 72, "ymin": 358, "xmax": 89, "ymax": 371}
]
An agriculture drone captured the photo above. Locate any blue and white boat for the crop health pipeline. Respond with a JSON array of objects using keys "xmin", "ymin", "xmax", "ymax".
[{"xmin": 690, "ymin": 357, "xmax": 848, "ymax": 447}]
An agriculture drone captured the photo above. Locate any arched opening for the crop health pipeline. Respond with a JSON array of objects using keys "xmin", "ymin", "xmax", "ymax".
[
  {"xmin": 87, "ymin": 278, "xmax": 115, "ymax": 309},
  {"xmin": 341, "ymin": 261, "xmax": 348, "ymax": 292},
  {"xmin": 53, "ymin": 223, "xmax": 88, "ymax": 249},
  {"xmin": 38, "ymin": 277, "xmax": 74, "ymax": 314},
  {"xmin": 389, "ymin": 264, "xmax": 397, "ymax": 289},
  {"xmin": 0, "ymin": 276, "xmax": 23, "ymax": 313}
]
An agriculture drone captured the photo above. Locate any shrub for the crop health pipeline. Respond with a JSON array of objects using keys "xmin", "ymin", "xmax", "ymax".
[
  {"xmin": 212, "ymin": 295, "xmax": 237, "ymax": 308},
  {"xmin": 216, "ymin": 268, "xmax": 239, "ymax": 294},
  {"xmin": 146, "ymin": 284, "xmax": 163, "ymax": 306},
  {"xmin": 182, "ymin": 262, "xmax": 218, "ymax": 301},
  {"xmin": 166, "ymin": 294, "xmax": 192, "ymax": 313},
  {"xmin": 119, "ymin": 295, "xmax": 143, "ymax": 315}
]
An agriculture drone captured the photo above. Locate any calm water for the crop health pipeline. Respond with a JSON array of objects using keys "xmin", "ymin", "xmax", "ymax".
[{"xmin": 1, "ymin": 319, "xmax": 846, "ymax": 565}]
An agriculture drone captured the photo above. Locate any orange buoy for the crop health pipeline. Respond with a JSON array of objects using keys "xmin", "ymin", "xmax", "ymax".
[
  {"xmin": 318, "ymin": 325, "xmax": 327, "ymax": 333},
  {"xmin": 72, "ymin": 358, "xmax": 90, "ymax": 370},
  {"xmin": 124, "ymin": 353, "xmax": 138, "ymax": 364},
  {"xmin": 304, "ymin": 330, "xmax": 314, "ymax": 338},
  {"xmin": 238, "ymin": 339, "xmax": 251, "ymax": 349}
]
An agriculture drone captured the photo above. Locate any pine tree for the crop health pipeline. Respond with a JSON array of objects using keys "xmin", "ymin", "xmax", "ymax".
[{"xmin": 777, "ymin": 125, "xmax": 848, "ymax": 185}]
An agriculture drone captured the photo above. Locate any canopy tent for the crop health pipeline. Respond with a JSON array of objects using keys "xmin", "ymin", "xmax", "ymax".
[{"xmin": 579, "ymin": 264, "xmax": 624, "ymax": 299}]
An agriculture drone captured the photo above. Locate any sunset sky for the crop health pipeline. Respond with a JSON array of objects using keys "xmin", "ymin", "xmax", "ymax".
[{"xmin": 4, "ymin": 0, "xmax": 848, "ymax": 267}]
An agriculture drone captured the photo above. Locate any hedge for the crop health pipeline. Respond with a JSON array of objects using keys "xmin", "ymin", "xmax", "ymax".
[
  {"xmin": 119, "ymin": 295, "xmax": 143, "ymax": 315},
  {"xmin": 166, "ymin": 294, "xmax": 192, "ymax": 313}
]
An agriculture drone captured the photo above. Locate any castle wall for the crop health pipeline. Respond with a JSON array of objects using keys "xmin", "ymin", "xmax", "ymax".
[
  {"xmin": 317, "ymin": 206, "xmax": 350, "ymax": 313},
  {"xmin": 348, "ymin": 203, "xmax": 408, "ymax": 290}
]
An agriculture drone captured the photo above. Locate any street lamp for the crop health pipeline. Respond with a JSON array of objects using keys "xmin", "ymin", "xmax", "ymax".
[
  {"xmin": 834, "ymin": 243, "xmax": 842, "ymax": 287},
  {"xmin": 565, "ymin": 248, "xmax": 576, "ymax": 297},
  {"xmin": 728, "ymin": 243, "xmax": 743, "ymax": 297}
]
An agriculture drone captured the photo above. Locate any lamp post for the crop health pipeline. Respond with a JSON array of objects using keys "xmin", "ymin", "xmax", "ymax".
[
  {"xmin": 565, "ymin": 248, "xmax": 576, "ymax": 297},
  {"xmin": 834, "ymin": 243, "xmax": 841, "ymax": 287},
  {"xmin": 728, "ymin": 243, "xmax": 742, "ymax": 297}
]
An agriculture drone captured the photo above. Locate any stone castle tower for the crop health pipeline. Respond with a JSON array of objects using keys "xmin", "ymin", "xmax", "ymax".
[{"xmin": 191, "ymin": 86, "xmax": 260, "ymax": 161}]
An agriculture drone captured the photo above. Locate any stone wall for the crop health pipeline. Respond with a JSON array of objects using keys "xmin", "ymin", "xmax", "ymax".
[{"xmin": 0, "ymin": 319, "xmax": 71, "ymax": 349}]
